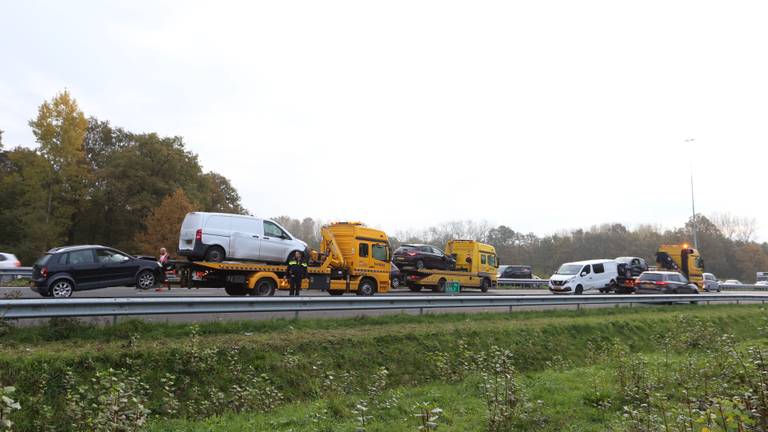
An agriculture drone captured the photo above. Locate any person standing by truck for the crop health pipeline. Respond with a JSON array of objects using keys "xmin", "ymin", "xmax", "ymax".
[{"xmin": 286, "ymin": 251, "xmax": 307, "ymax": 296}]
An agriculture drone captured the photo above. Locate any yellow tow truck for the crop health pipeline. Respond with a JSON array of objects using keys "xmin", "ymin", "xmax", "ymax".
[
  {"xmin": 178, "ymin": 222, "xmax": 391, "ymax": 296},
  {"xmin": 401, "ymin": 240, "xmax": 498, "ymax": 292}
]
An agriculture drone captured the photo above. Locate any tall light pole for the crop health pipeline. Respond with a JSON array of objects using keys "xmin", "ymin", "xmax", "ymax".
[{"xmin": 685, "ymin": 138, "xmax": 698, "ymax": 249}]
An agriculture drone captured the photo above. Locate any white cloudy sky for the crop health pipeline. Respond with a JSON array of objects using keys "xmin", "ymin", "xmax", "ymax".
[{"xmin": 0, "ymin": 1, "xmax": 765, "ymax": 240}]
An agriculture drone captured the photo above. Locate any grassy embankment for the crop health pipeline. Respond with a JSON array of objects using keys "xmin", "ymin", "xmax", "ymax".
[{"xmin": 1, "ymin": 304, "xmax": 766, "ymax": 431}]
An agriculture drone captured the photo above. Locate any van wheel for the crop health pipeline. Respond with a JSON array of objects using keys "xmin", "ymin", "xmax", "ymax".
[
  {"xmin": 286, "ymin": 250, "xmax": 304, "ymax": 263},
  {"xmin": 575, "ymin": 285, "xmax": 584, "ymax": 295},
  {"xmin": 433, "ymin": 278, "xmax": 446, "ymax": 293},
  {"xmin": 357, "ymin": 278, "xmax": 377, "ymax": 296},
  {"xmin": 391, "ymin": 276, "xmax": 400, "ymax": 289},
  {"xmin": 252, "ymin": 278, "xmax": 276, "ymax": 296},
  {"xmin": 480, "ymin": 278, "xmax": 490, "ymax": 293},
  {"xmin": 205, "ymin": 246, "xmax": 225, "ymax": 262}
]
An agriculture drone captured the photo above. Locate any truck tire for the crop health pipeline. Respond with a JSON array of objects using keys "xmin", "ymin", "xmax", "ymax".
[
  {"xmin": 225, "ymin": 284, "xmax": 247, "ymax": 296},
  {"xmin": 251, "ymin": 278, "xmax": 276, "ymax": 296},
  {"xmin": 357, "ymin": 278, "xmax": 376, "ymax": 296},
  {"xmin": 328, "ymin": 290, "xmax": 344, "ymax": 296},
  {"xmin": 480, "ymin": 278, "xmax": 490, "ymax": 293},
  {"xmin": 205, "ymin": 246, "xmax": 225, "ymax": 262}
]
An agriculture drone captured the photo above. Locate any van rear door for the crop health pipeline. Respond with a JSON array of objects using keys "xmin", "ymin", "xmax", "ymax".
[{"xmin": 179, "ymin": 213, "xmax": 202, "ymax": 251}]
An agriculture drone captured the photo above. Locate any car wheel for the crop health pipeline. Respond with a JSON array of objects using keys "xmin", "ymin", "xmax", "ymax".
[
  {"xmin": 575, "ymin": 285, "xmax": 584, "ymax": 295},
  {"xmin": 391, "ymin": 276, "xmax": 400, "ymax": 289},
  {"xmin": 415, "ymin": 260, "xmax": 425, "ymax": 270},
  {"xmin": 50, "ymin": 279, "xmax": 74, "ymax": 298},
  {"xmin": 357, "ymin": 278, "xmax": 376, "ymax": 296},
  {"xmin": 136, "ymin": 270, "xmax": 156, "ymax": 290},
  {"xmin": 205, "ymin": 246, "xmax": 225, "ymax": 262},
  {"xmin": 251, "ymin": 278, "xmax": 276, "ymax": 296},
  {"xmin": 408, "ymin": 284, "xmax": 422, "ymax": 292},
  {"xmin": 480, "ymin": 278, "xmax": 490, "ymax": 293},
  {"xmin": 328, "ymin": 290, "xmax": 344, "ymax": 296}
]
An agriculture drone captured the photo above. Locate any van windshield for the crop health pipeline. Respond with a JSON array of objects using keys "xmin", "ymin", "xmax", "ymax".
[{"xmin": 556, "ymin": 264, "xmax": 582, "ymax": 275}]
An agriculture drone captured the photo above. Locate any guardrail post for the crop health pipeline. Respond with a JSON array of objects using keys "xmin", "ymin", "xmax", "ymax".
[
  {"xmin": 112, "ymin": 315, "xmax": 117, "ymax": 326},
  {"xmin": 419, "ymin": 307, "xmax": 424, "ymax": 316},
  {"xmin": 294, "ymin": 310, "xmax": 299, "ymax": 320},
  {"xmin": 508, "ymin": 305, "xmax": 512, "ymax": 313}
]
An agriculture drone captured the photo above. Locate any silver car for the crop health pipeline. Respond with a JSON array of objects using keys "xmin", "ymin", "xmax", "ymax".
[
  {"xmin": 702, "ymin": 272, "xmax": 720, "ymax": 292},
  {"xmin": 0, "ymin": 252, "xmax": 22, "ymax": 284},
  {"xmin": 178, "ymin": 212, "xmax": 308, "ymax": 263}
]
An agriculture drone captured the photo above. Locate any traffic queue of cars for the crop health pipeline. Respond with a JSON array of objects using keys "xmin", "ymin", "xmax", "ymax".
[{"xmin": 6, "ymin": 212, "xmax": 754, "ymax": 298}]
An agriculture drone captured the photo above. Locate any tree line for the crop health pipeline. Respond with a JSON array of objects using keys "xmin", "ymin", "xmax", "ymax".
[{"xmin": 0, "ymin": 90, "xmax": 245, "ymax": 264}]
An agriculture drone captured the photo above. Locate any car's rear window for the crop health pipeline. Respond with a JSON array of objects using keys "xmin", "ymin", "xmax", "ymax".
[
  {"xmin": 396, "ymin": 246, "xmax": 417, "ymax": 253},
  {"xmin": 639, "ymin": 273, "xmax": 663, "ymax": 282},
  {"xmin": 34, "ymin": 254, "xmax": 52, "ymax": 266}
]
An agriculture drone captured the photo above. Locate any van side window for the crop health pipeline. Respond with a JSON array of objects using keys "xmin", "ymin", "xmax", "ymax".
[
  {"xmin": 581, "ymin": 265, "xmax": 591, "ymax": 275},
  {"xmin": 263, "ymin": 221, "xmax": 284, "ymax": 238},
  {"xmin": 593, "ymin": 263, "xmax": 605, "ymax": 273},
  {"xmin": 359, "ymin": 243, "xmax": 369, "ymax": 258},
  {"xmin": 372, "ymin": 244, "xmax": 388, "ymax": 261}
]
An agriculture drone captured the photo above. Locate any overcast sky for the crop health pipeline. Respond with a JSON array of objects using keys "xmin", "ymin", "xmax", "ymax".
[{"xmin": 1, "ymin": 1, "xmax": 765, "ymax": 240}]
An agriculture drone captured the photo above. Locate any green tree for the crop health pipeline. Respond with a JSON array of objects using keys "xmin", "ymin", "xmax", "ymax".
[
  {"xmin": 28, "ymin": 90, "xmax": 90, "ymax": 245},
  {"xmin": 134, "ymin": 188, "xmax": 195, "ymax": 257}
]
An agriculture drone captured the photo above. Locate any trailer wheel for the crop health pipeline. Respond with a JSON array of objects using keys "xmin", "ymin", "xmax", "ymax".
[
  {"xmin": 251, "ymin": 278, "xmax": 276, "ymax": 296},
  {"xmin": 225, "ymin": 284, "xmax": 247, "ymax": 296},
  {"xmin": 480, "ymin": 278, "xmax": 490, "ymax": 293},
  {"xmin": 357, "ymin": 278, "xmax": 377, "ymax": 296}
]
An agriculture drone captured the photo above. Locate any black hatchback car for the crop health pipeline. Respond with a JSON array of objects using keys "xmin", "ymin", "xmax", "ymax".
[
  {"xmin": 634, "ymin": 271, "xmax": 700, "ymax": 294},
  {"xmin": 31, "ymin": 245, "xmax": 164, "ymax": 298},
  {"xmin": 393, "ymin": 244, "xmax": 456, "ymax": 270}
]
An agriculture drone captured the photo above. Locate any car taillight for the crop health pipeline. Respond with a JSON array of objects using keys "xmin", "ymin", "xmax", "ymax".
[
  {"xmin": 654, "ymin": 281, "xmax": 667, "ymax": 286},
  {"xmin": 14, "ymin": 260, "xmax": 21, "ymax": 267},
  {"xmin": 406, "ymin": 251, "xmax": 417, "ymax": 256},
  {"xmin": 195, "ymin": 229, "xmax": 202, "ymax": 241},
  {"xmin": 41, "ymin": 267, "xmax": 48, "ymax": 278}
]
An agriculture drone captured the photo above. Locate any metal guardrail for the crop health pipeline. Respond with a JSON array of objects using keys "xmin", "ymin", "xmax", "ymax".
[
  {"xmin": 720, "ymin": 283, "xmax": 768, "ymax": 291},
  {"xmin": 0, "ymin": 293, "xmax": 765, "ymax": 319},
  {"xmin": 0, "ymin": 267, "xmax": 32, "ymax": 278},
  {"xmin": 496, "ymin": 278, "xmax": 549, "ymax": 287}
]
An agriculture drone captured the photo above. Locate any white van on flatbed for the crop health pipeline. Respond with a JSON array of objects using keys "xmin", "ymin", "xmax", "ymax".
[
  {"xmin": 549, "ymin": 259, "xmax": 618, "ymax": 295},
  {"xmin": 178, "ymin": 212, "xmax": 308, "ymax": 263}
]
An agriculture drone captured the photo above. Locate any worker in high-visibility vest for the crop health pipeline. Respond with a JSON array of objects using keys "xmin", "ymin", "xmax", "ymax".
[{"xmin": 286, "ymin": 251, "xmax": 307, "ymax": 296}]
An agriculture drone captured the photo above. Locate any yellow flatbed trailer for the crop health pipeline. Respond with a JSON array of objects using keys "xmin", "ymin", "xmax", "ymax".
[{"xmin": 402, "ymin": 267, "xmax": 495, "ymax": 293}]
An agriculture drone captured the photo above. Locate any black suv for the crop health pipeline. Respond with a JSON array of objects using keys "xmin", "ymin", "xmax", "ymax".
[
  {"xmin": 31, "ymin": 245, "xmax": 164, "ymax": 298},
  {"xmin": 634, "ymin": 271, "xmax": 699, "ymax": 295},
  {"xmin": 497, "ymin": 265, "xmax": 532, "ymax": 279},
  {"xmin": 393, "ymin": 244, "xmax": 456, "ymax": 270}
]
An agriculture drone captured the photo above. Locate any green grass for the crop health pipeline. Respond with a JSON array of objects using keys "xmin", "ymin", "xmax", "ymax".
[{"xmin": 2, "ymin": 304, "xmax": 767, "ymax": 431}]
